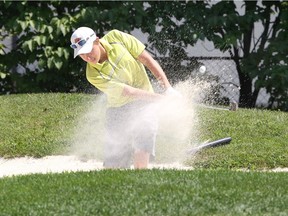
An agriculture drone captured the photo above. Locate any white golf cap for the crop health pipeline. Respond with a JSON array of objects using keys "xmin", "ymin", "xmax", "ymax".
[{"xmin": 70, "ymin": 27, "xmax": 97, "ymax": 58}]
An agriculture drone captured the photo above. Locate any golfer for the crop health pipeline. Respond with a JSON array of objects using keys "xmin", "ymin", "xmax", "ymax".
[{"xmin": 70, "ymin": 27, "xmax": 179, "ymax": 169}]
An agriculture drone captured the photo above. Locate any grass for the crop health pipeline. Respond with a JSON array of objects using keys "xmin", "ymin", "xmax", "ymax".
[
  {"xmin": 1, "ymin": 93, "xmax": 288, "ymax": 215},
  {"xmin": 191, "ymin": 108, "xmax": 288, "ymax": 169},
  {"xmin": 1, "ymin": 93, "xmax": 288, "ymax": 169},
  {"xmin": 0, "ymin": 93, "xmax": 94, "ymax": 157},
  {"xmin": 0, "ymin": 170, "xmax": 288, "ymax": 216}
]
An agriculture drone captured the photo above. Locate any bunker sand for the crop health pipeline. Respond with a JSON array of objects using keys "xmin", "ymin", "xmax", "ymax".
[{"xmin": 0, "ymin": 155, "xmax": 193, "ymax": 178}]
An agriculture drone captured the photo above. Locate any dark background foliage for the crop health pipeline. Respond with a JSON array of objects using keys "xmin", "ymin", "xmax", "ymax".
[{"xmin": 0, "ymin": 1, "xmax": 287, "ymax": 110}]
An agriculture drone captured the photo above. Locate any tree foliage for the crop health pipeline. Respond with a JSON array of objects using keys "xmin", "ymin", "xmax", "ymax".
[
  {"xmin": 200, "ymin": 0, "xmax": 288, "ymax": 110},
  {"xmin": 0, "ymin": 1, "xmax": 145, "ymax": 93},
  {"xmin": 140, "ymin": 1, "xmax": 288, "ymax": 110},
  {"xmin": 0, "ymin": 1, "xmax": 287, "ymax": 111}
]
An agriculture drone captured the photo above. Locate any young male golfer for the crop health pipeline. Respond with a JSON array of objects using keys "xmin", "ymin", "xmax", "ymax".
[{"xmin": 70, "ymin": 27, "xmax": 180, "ymax": 169}]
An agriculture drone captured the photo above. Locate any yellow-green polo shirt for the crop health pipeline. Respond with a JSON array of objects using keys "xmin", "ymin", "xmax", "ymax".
[{"xmin": 86, "ymin": 29, "xmax": 154, "ymax": 107}]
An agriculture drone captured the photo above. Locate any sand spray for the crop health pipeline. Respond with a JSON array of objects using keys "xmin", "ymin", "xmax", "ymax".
[
  {"xmin": 154, "ymin": 78, "xmax": 213, "ymax": 164},
  {"xmin": 68, "ymin": 77, "xmax": 213, "ymax": 166},
  {"xmin": 0, "ymin": 77, "xmax": 214, "ymax": 177}
]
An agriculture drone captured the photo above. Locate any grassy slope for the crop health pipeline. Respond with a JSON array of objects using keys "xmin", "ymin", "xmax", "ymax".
[
  {"xmin": 0, "ymin": 93, "xmax": 94, "ymax": 157},
  {"xmin": 192, "ymin": 108, "xmax": 288, "ymax": 169},
  {"xmin": 1, "ymin": 93, "xmax": 288, "ymax": 215},
  {"xmin": 1, "ymin": 93, "xmax": 287, "ymax": 169},
  {"xmin": 1, "ymin": 170, "xmax": 288, "ymax": 216}
]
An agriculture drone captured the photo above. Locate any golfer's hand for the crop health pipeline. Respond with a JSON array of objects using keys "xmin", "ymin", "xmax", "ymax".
[{"xmin": 164, "ymin": 87, "xmax": 182, "ymax": 98}]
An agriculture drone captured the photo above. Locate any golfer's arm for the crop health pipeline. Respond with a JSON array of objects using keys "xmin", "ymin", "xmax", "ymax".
[
  {"xmin": 122, "ymin": 85, "xmax": 163, "ymax": 101},
  {"xmin": 137, "ymin": 50, "xmax": 171, "ymax": 89}
]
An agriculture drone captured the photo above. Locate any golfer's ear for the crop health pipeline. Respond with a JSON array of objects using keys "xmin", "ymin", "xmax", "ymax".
[{"xmin": 94, "ymin": 37, "xmax": 100, "ymax": 44}]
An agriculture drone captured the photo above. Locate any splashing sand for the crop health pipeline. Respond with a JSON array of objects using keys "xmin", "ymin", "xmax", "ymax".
[
  {"xmin": 0, "ymin": 78, "xmax": 213, "ymax": 178},
  {"xmin": 68, "ymin": 78, "xmax": 212, "ymax": 162},
  {"xmin": 0, "ymin": 155, "xmax": 194, "ymax": 178},
  {"xmin": 1, "ymin": 78, "xmax": 287, "ymax": 178}
]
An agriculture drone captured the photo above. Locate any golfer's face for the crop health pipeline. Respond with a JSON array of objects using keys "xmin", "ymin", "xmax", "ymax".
[{"xmin": 80, "ymin": 44, "xmax": 100, "ymax": 64}]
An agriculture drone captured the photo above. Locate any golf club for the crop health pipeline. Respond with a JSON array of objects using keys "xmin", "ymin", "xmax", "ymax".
[{"xmin": 187, "ymin": 137, "xmax": 232, "ymax": 154}]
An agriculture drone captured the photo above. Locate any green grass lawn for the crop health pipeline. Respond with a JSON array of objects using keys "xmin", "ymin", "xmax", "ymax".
[
  {"xmin": 1, "ymin": 93, "xmax": 288, "ymax": 215},
  {"xmin": 1, "ymin": 170, "xmax": 288, "ymax": 216},
  {"xmin": 1, "ymin": 93, "xmax": 287, "ymax": 170},
  {"xmin": 190, "ymin": 108, "xmax": 288, "ymax": 169},
  {"xmin": 0, "ymin": 93, "xmax": 94, "ymax": 157}
]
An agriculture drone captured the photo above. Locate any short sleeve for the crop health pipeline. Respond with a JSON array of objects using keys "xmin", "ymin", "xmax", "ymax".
[{"xmin": 107, "ymin": 30, "xmax": 146, "ymax": 59}]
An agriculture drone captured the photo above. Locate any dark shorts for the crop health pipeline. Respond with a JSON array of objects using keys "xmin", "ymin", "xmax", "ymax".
[{"xmin": 103, "ymin": 101, "xmax": 158, "ymax": 168}]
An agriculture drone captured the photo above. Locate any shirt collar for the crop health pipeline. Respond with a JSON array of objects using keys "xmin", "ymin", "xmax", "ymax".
[{"xmin": 100, "ymin": 38, "xmax": 113, "ymax": 53}]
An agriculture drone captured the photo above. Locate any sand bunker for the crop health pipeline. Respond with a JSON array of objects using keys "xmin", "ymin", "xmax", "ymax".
[
  {"xmin": 0, "ymin": 155, "xmax": 193, "ymax": 178},
  {"xmin": 1, "ymin": 156, "xmax": 287, "ymax": 178}
]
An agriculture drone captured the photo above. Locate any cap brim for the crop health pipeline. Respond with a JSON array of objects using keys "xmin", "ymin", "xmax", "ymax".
[{"xmin": 73, "ymin": 41, "xmax": 94, "ymax": 58}]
